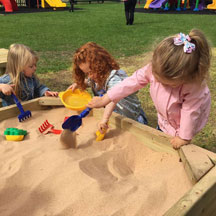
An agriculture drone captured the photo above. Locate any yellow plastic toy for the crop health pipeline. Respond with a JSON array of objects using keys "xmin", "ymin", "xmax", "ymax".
[
  {"xmin": 95, "ymin": 123, "xmax": 108, "ymax": 141},
  {"xmin": 4, "ymin": 128, "xmax": 27, "ymax": 141},
  {"xmin": 59, "ymin": 89, "xmax": 92, "ymax": 111},
  {"xmin": 41, "ymin": 0, "xmax": 66, "ymax": 8},
  {"xmin": 96, "ymin": 130, "xmax": 107, "ymax": 141},
  {"xmin": 144, "ymin": 0, "xmax": 154, "ymax": 9},
  {"xmin": 5, "ymin": 135, "xmax": 24, "ymax": 141},
  {"xmin": 207, "ymin": 0, "xmax": 216, "ymax": 9}
]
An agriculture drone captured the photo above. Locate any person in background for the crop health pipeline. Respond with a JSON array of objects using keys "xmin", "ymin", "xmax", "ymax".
[
  {"xmin": 0, "ymin": 44, "xmax": 58, "ymax": 107},
  {"xmin": 124, "ymin": 0, "xmax": 137, "ymax": 25},
  {"xmin": 69, "ymin": 0, "xmax": 74, "ymax": 12},
  {"xmin": 87, "ymin": 29, "xmax": 211, "ymax": 149}
]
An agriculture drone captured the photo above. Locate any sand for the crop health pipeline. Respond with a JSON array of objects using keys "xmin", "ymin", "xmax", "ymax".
[{"xmin": 0, "ymin": 107, "xmax": 193, "ymax": 216}]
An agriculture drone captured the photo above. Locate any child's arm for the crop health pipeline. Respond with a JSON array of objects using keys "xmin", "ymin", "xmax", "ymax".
[
  {"xmin": 67, "ymin": 79, "xmax": 90, "ymax": 91},
  {"xmin": 91, "ymin": 65, "xmax": 151, "ymax": 109},
  {"xmin": 88, "ymin": 94, "xmax": 111, "ymax": 108},
  {"xmin": 67, "ymin": 83, "xmax": 78, "ymax": 91},
  {"xmin": 34, "ymin": 78, "xmax": 58, "ymax": 97},
  {"xmin": 44, "ymin": 91, "xmax": 58, "ymax": 97},
  {"xmin": 0, "ymin": 84, "xmax": 15, "ymax": 95},
  {"xmin": 170, "ymin": 137, "xmax": 191, "ymax": 149},
  {"xmin": 98, "ymin": 101, "xmax": 116, "ymax": 133},
  {"xmin": 88, "ymin": 65, "xmax": 151, "ymax": 108}
]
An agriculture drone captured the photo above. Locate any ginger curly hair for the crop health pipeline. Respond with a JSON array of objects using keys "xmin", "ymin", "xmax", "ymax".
[{"xmin": 72, "ymin": 42, "xmax": 120, "ymax": 90}]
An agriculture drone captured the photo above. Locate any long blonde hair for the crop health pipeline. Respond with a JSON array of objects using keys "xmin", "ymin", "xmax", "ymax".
[
  {"xmin": 152, "ymin": 29, "xmax": 211, "ymax": 86},
  {"xmin": 6, "ymin": 44, "xmax": 38, "ymax": 98}
]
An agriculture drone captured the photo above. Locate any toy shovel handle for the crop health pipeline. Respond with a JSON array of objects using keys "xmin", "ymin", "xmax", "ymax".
[
  {"xmin": 78, "ymin": 92, "xmax": 104, "ymax": 118},
  {"xmin": 50, "ymin": 128, "xmax": 62, "ymax": 134},
  {"xmin": 79, "ymin": 107, "xmax": 92, "ymax": 118},
  {"xmin": 79, "ymin": 91, "xmax": 104, "ymax": 118},
  {"xmin": 11, "ymin": 93, "xmax": 25, "ymax": 114},
  {"xmin": 78, "ymin": 93, "xmax": 104, "ymax": 118}
]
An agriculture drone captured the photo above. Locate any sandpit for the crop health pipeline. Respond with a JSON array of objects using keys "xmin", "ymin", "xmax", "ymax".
[{"xmin": 0, "ymin": 107, "xmax": 192, "ymax": 216}]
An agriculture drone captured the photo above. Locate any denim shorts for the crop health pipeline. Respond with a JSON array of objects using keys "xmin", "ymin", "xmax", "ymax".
[{"xmin": 137, "ymin": 109, "xmax": 148, "ymax": 125}]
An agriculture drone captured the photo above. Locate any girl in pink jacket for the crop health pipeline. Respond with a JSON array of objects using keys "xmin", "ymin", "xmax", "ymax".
[{"xmin": 87, "ymin": 29, "xmax": 211, "ymax": 149}]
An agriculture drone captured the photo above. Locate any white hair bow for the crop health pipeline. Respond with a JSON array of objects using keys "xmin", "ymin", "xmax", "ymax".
[{"xmin": 174, "ymin": 33, "xmax": 195, "ymax": 54}]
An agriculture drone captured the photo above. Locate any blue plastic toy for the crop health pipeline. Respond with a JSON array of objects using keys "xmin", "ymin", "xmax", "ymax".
[
  {"xmin": 11, "ymin": 93, "xmax": 32, "ymax": 122},
  {"xmin": 62, "ymin": 93, "xmax": 105, "ymax": 132},
  {"xmin": 62, "ymin": 107, "xmax": 91, "ymax": 132}
]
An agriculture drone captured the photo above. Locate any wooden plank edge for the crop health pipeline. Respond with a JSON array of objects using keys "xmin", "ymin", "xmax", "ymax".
[
  {"xmin": 0, "ymin": 97, "xmax": 62, "ymax": 121},
  {"xmin": 178, "ymin": 148, "xmax": 197, "ymax": 184},
  {"xmin": 0, "ymin": 62, "xmax": 6, "ymax": 67},
  {"xmin": 93, "ymin": 108, "xmax": 177, "ymax": 155},
  {"xmin": 164, "ymin": 166, "xmax": 216, "ymax": 216},
  {"xmin": 38, "ymin": 97, "xmax": 63, "ymax": 106},
  {"xmin": 0, "ymin": 98, "xmax": 41, "ymax": 121},
  {"xmin": 190, "ymin": 145, "xmax": 216, "ymax": 165},
  {"xmin": 178, "ymin": 145, "xmax": 215, "ymax": 184}
]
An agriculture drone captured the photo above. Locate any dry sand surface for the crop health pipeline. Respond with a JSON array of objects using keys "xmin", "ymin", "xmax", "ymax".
[{"xmin": 0, "ymin": 107, "xmax": 193, "ymax": 216}]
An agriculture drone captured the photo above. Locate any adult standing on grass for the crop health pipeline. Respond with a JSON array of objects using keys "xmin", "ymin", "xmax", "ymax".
[
  {"xmin": 124, "ymin": 0, "xmax": 137, "ymax": 25},
  {"xmin": 69, "ymin": 0, "xmax": 74, "ymax": 12}
]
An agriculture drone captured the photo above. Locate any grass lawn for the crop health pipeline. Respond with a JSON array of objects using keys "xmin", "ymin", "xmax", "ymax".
[{"xmin": 0, "ymin": 2, "xmax": 216, "ymax": 151}]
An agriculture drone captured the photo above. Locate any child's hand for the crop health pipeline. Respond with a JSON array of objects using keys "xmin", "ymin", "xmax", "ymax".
[
  {"xmin": 88, "ymin": 94, "xmax": 111, "ymax": 108},
  {"xmin": 67, "ymin": 83, "xmax": 78, "ymax": 92},
  {"xmin": 44, "ymin": 91, "xmax": 58, "ymax": 97},
  {"xmin": 98, "ymin": 120, "xmax": 109, "ymax": 134},
  {"xmin": 0, "ymin": 84, "xmax": 15, "ymax": 95},
  {"xmin": 170, "ymin": 136, "xmax": 191, "ymax": 149}
]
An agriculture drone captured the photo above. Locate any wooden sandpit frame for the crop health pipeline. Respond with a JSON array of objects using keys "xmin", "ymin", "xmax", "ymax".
[{"xmin": 0, "ymin": 97, "xmax": 216, "ymax": 216}]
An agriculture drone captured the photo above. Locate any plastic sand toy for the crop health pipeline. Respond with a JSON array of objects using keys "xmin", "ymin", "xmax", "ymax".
[
  {"xmin": 59, "ymin": 89, "xmax": 92, "ymax": 111},
  {"xmin": 4, "ymin": 128, "xmax": 27, "ymax": 141},
  {"xmin": 38, "ymin": 120, "xmax": 62, "ymax": 135},
  {"xmin": 96, "ymin": 130, "xmax": 106, "ymax": 141},
  {"xmin": 11, "ymin": 93, "xmax": 32, "ymax": 122}
]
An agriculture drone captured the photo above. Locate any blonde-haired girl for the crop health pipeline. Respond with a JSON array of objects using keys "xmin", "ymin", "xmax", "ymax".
[
  {"xmin": 88, "ymin": 29, "xmax": 211, "ymax": 149},
  {"xmin": 0, "ymin": 44, "xmax": 58, "ymax": 106}
]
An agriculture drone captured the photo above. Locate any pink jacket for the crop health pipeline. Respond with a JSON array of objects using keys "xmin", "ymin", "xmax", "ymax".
[{"xmin": 107, "ymin": 64, "xmax": 211, "ymax": 140}]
